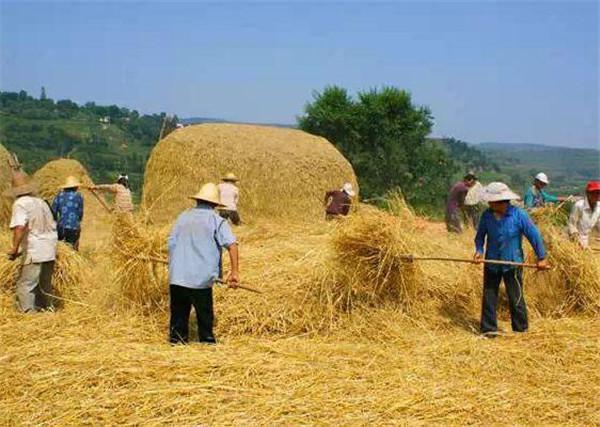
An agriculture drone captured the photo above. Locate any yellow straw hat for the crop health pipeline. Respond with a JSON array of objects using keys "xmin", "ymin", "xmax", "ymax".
[
  {"xmin": 222, "ymin": 172, "xmax": 239, "ymax": 182},
  {"xmin": 61, "ymin": 175, "xmax": 82, "ymax": 189},
  {"xmin": 189, "ymin": 183, "xmax": 225, "ymax": 207},
  {"xmin": 3, "ymin": 171, "xmax": 37, "ymax": 198}
]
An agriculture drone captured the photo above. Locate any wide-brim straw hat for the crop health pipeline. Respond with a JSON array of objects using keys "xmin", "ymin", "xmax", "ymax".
[
  {"xmin": 3, "ymin": 171, "xmax": 38, "ymax": 198},
  {"xmin": 481, "ymin": 182, "xmax": 521, "ymax": 202},
  {"xmin": 189, "ymin": 183, "xmax": 225, "ymax": 207},
  {"xmin": 222, "ymin": 172, "xmax": 239, "ymax": 182},
  {"xmin": 61, "ymin": 175, "xmax": 82, "ymax": 189}
]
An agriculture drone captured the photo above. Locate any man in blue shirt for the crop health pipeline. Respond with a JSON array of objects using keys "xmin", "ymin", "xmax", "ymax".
[
  {"xmin": 52, "ymin": 176, "xmax": 84, "ymax": 250},
  {"xmin": 168, "ymin": 182, "xmax": 239, "ymax": 344},
  {"xmin": 474, "ymin": 182, "xmax": 549, "ymax": 335}
]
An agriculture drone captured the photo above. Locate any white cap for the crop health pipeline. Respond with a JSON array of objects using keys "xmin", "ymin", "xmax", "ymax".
[
  {"xmin": 481, "ymin": 182, "xmax": 521, "ymax": 202},
  {"xmin": 342, "ymin": 183, "xmax": 356, "ymax": 197},
  {"xmin": 535, "ymin": 172, "xmax": 549, "ymax": 184}
]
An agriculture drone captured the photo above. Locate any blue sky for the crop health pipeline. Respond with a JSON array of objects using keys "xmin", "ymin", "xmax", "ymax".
[{"xmin": 0, "ymin": 1, "xmax": 598, "ymax": 148}]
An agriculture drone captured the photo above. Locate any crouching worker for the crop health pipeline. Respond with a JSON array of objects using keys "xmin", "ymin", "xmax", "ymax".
[
  {"xmin": 474, "ymin": 182, "xmax": 548, "ymax": 336},
  {"xmin": 5, "ymin": 171, "xmax": 58, "ymax": 312},
  {"xmin": 167, "ymin": 183, "xmax": 239, "ymax": 344}
]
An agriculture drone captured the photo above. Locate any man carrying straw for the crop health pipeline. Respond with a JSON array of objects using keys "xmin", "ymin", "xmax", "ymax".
[
  {"xmin": 523, "ymin": 172, "xmax": 566, "ymax": 209},
  {"xmin": 568, "ymin": 180, "xmax": 600, "ymax": 249},
  {"xmin": 52, "ymin": 176, "xmax": 84, "ymax": 250},
  {"xmin": 474, "ymin": 182, "xmax": 549, "ymax": 336},
  {"xmin": 5, "ymin": 171, "xmax": 58, "ymax": 312},
  {"xmin": 168, "ymin": 182, "xmax": 240, "ymax": 345}
]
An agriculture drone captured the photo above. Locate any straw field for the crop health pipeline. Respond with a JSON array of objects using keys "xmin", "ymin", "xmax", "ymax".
[
  {"xmin": 1, "ymin": 157, "xmax": 599, "ymax": 424},
  {"xmin": 0, "ymin": 143, "xmax": 13, "ymax": 225},
  {"xmin": 141, "ymin": 124, "xmax": 358, "ymax": 225}
]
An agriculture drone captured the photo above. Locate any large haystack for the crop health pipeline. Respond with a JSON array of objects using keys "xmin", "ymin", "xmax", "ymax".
[
  {"xmin": 142, "ymin": 124, "xmax": 358, "ymax": 225},
  {"xmin": 0, "ymin": 143, "xmax": 13, "ymax": 225},
  {"xmin": 33, "ymin": 159, "xmax": 112, "ymax": 251}
]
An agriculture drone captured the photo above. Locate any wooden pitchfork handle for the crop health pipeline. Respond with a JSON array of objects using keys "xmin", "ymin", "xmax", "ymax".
[
  {"xmin": 132, "ymin": 255, "xmax": 262, "ymax": 294},
  {"xmin": 85, "ymin": 187, "xmax": 113, "ymax": 213},
  {"xmin": 399, "ymin": 255, "xmax": 545, "ymax": 269}
]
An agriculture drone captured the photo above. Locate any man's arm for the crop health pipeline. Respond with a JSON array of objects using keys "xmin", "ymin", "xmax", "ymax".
[
  {"xmin": 473, "ymin": 213, "xmax": 487, "ymax": 262},
  {"xmin": 226, "ymin": 243, "xmax": 239, "ymax": 287},
  {"xmin": 541, "ymin": 190, "xmax": 560, "ymax": 204},
  {"xmin": 520, "ymin": 211, "xmax": 549, "ymax": 269},
  {"xmin": 8, "ymin": 226, "xmax": 26, "ymax": 259}
]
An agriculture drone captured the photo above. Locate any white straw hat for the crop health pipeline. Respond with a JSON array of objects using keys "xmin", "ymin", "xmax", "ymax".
[
  {"xmin": 481, "ymin": 182, "xmax": 521, "ymax": 202},
  {"xmin": 535, "ymin": 172, "xmax": 549, "ymax": 184},
  {"xmin": 342, "ymin": 183, "xmax": 356, "ymax": 197}
]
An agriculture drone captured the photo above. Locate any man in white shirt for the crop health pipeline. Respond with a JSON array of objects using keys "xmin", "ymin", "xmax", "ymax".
[
  {"xmin": 464, "ymin": 176, "xmax": 484, "ymax": 229},
  {"xmin": 217, "ymin": 172, "xmax": 241, "ymax": 225},
  {"xmin": 568, "ymin": 180, "xmax": 600, "ymax": 249},
  {"xmin": 5, "ymin": 171, "xmax": 58, "ymax": 312}
]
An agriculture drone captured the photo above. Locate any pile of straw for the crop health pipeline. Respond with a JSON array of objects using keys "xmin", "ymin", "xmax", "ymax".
[
  {"xmin": 141, "ymin": 124, "xmax": 358, "ymax": 225},
  {"xmin": 0, "ymin": 143, "xmax": 13, "ymax": 225},
  {"xmin": 0, "ymin": 238, "xmax": 92, "ymax": 303}
]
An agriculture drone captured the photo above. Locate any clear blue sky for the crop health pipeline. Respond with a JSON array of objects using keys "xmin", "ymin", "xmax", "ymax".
[{"xmin": 1, "ymin": 1, "xmax": 598, "ymax": 148}]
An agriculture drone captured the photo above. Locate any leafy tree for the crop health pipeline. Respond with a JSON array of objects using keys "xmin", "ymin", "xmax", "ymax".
[{"xmin": 299, "ymin": 85, "xmax": 455, "ymax": 211}]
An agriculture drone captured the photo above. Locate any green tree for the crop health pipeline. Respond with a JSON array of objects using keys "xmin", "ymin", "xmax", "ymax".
[{"xmin": 298, "ymin": 86, "xmax": 454, "ymax": 211}]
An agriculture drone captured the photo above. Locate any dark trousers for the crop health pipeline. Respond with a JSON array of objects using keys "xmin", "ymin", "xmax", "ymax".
[
  {"xmin": 219, "ymin": 209, "xmax": 241, "ymax": 225},
  {"xmin": 481, "ymin": 267, "xmax": 528, "ymax": 333},
  {"xmin": 58, "ymin": 227, "xmax": 81, "ymax": 250},
  {"xmin": 169, "ymin": 285, "xmax": 215, "ymax": 344}
]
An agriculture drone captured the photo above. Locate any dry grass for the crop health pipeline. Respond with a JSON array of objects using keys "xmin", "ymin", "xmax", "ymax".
[
  {"xmin": 0, "ymin": 143, "xmax": 12, "ymax": 226},
  {"xmin": 141, "ymin": 124, "xmax": 358, "ymax": 225},
  {"xmin": 1, "ymin": 191, "xmax": 599, "ymax": 424}
]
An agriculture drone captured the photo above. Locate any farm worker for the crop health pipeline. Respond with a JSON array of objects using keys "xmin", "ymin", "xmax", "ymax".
[
  {"xmin": 52, "ymin": 175, "xmax": 84, "ymax": 250},
  {"xmin": 445, "ymin": 172, "xmax": 477, "ymax": 233},
  {"xmin": 463, "ymin": 173, "xmax": 485, "ymax": 229},
  {"xmin": 523, "ymin": 172, "xmax": 566, "ymax": 209},
  {"xmin": 324, "ymin": 182, "xmax": 355, "ymax": 220},
  {"xmin": 91, "ymin": 173, "xmax": 134, "ymax": 213},
  {"xmin": 567, "ymin": 180, "xmax": 600, "ymax": 248},
  {"xmin": 5, "ymin": 171, "xmax": 58, "ymax": 312},
  {"xmin": 167, "ymin": 182, "xmax": 239, "ymax": 344},
  {"xmin": 217, "ymin": 172, "xmax": 241, "ymax": 226},
  {"xmin": 474, "ymin": 182, "xmax": 549, "ymax": 335}
]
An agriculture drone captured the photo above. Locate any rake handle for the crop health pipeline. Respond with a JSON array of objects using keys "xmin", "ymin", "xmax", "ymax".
[
  {"xmin": 85, "ymin": 188, "xmax": 113, "ymax": 214},
  {"xmin": 133, "ymin": 256, "xmax": 262, "ymax": 293},
  {"xmin": 400, "ymin": 255, "xmax": 542, "ymax": 269}
]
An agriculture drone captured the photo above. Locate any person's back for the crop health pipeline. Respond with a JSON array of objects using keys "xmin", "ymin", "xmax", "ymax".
[
  {"xmin": 217, "ymin": 182, "xmax": 239, "ymax": 211},
  {"xmin": 11, "ymin": 195, "xmax": 57, "ymax": 262},
  {"xmin": 53, "ymin": 190, "xmax": 84, "ymax": 230},
  {"xmin": 325, "ymin": 190, "xmax": 351, "ymax": 216}
]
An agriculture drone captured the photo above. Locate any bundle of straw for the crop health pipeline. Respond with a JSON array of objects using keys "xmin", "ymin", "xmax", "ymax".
[
  {"xmin": 0, "ymin": 237, "xmax": 91, "ymax": 303},
  {"xmin": 0, "ymin": 143, "xmax": 13, "ymax": 225}
]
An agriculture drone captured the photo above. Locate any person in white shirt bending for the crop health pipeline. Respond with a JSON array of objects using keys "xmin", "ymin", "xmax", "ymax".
[
  {"xmin": 568, "ymin": 180, "xmax": 600, "ymax": 249},
  {"xmin": 217, "ymin": 172, "xmax": 241, "ymax": 226},
  {"xmin": 5, "ymin": 171, "xmax": 58, "ymax": 312}
]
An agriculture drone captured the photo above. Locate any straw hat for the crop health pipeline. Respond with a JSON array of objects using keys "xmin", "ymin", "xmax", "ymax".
[
  {"xmin": 189, "ymin": 183, "xmax": 224, "ymax": 206},
  {"xmin": 61, "ymin": 175, "xmax": 82, "ymax": 189},
  {"xmin": 3, "ymin": 171, "xmax": 37, "ymax": 198},
  {"xmin": 222, "ymin": 172, "xmax": 239, "ymax": 182},
  {"xmin": 342, "ymin": 182, "xmax": 356, "ymax": 197},
  {"xmin": 481, "ymin": 182, "xmax": 521, "ymax": 202}
]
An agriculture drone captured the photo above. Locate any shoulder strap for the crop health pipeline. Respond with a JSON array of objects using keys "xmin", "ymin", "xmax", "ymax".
[{"xmin": 44, "ymin": 199, "xmax": 58, "ymax": 222}]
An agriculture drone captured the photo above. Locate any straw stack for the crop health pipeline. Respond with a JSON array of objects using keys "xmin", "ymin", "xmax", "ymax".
[
  {"xmin": 0, "ymin": 143, "xmax": 13, "ymax": 225},
  {"xmin": 141, "ymin": 124, "xmax": 358, "ymax": 225}
]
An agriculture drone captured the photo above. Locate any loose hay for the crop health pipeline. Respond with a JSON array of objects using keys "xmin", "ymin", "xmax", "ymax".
[
  {"xmin": 141, "ymin": 124, "xmax": 358, "ymax": 225},
  {"xmin": 0, "ymin": 237, "xmax": 92, "ymax": 303},
  {"xmin": 0, "ymin": 143, "xmax": 13, "ymax": 225}
]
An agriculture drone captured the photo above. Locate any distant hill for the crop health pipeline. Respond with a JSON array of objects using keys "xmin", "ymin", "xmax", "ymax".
[{"xmin": 476, "ymin": 142, "xmax": 599, "ymax": 196}]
